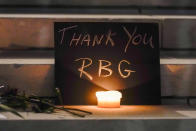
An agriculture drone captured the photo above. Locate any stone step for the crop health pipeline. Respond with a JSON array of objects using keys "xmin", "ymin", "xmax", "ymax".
[
  {"xmin": 0, "ymin": 106, "xmax": 196, "ymax": 131},
  {"xmin": 0, "ymin": 15, "xmax": 194, "ymax": 49}
]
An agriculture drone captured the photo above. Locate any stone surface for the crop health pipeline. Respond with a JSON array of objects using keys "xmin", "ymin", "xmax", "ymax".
[
  {"xmin": 0, "ymin": 0, "xmax": 195, "ymax": 6},
  {"xmin": 141, "ymin": 0, "xmax": 196, "ymax": 6},
  {"xmin": 0, "ymin": 119, "xmax": 196, "ymax": 131},
  {"xmin": 0, "ymin": 64, "xmax": 196, "ymax": 98},
  {"xmin": 161, "ymin": 98, "xmax": 187, "ymax": 105},
  {"xmin": 163, "ymin": 19, "xmax": 196, "ymax": 49},
  {"xmin": 0, "ymin": 19, "xmax": 53, "ymax": 49},
  {"xmin": 142, "ymin": 9, "xmax": 196, "ymax": 15},
  {"xmin": 190, "ymin": 99, "xmax": 196, "ymax": 105},
  {"xmin": 0, "ymin": 65, "xmax": 54, "ymax": 96},
  {"xmin": 161, "ymin": 64, "xmax": 196, "ymax": 96},
  {"xmin": 0, "ymin": 106, "xmax": 196, "ymax": 131},
  {"xmin": 0, "ymin": 18, "xmax": 160, "ymax": 48},
  {"xmin": 0, "ymin": 17, "xmax": 196, "ymax": 49},
  {"xmin": 2, "ymin": 105, "xmax": 196, "ymax": 119}
]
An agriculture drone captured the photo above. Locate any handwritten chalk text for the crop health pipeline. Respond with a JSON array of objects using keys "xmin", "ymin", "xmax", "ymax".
[
  {"xmin": 74, "ymin": 57, "xmax": 135, "ymax": 80},
  {"xmin": 58, "ymin": 25, "xmax": 154, "ymax": 53}
]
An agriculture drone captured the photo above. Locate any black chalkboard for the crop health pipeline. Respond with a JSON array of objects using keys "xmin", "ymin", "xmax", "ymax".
[{"xmin": 55, "ymin": 22, "xmax": 160, "ymax": 105}]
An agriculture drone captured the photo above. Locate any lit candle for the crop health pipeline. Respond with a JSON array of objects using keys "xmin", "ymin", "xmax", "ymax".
[{"xmin": 96, "ymin": 91, "xmax": 122, "ymax": 108}]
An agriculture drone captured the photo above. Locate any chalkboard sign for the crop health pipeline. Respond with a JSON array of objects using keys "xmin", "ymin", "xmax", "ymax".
[{"xmin": 55, "ymin": 22, "xmax": 160, "ymax": 105}]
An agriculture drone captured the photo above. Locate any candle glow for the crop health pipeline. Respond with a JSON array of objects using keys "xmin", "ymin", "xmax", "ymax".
[{"xmin": 96, "ymin": 91, "xmax": 122, "ymax": 108}]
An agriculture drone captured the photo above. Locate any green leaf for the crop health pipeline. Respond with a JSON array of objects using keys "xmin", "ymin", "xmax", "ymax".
[
  {"xmin": 55, "ymin": 87, "xmax": 63, "ymax": 105},
  {"xmin": 0, "ymin": 104, "xmax": 24, "ymax": 119}
]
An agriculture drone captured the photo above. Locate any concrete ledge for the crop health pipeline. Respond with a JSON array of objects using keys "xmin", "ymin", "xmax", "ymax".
[
  {"xmin": 0, "ymin": 119, "xmax": 196, "ymax": 131},
  {"xmin": 0, "ymin": 14, "xmax": 195, "ymax": 19},
  {"xmin": 0, "ymin": 58, "xmax": 196, "ymax": 64},
  {"xmin": 0, "ymin": 106, "xmax": 196, "ymax": 131}
]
